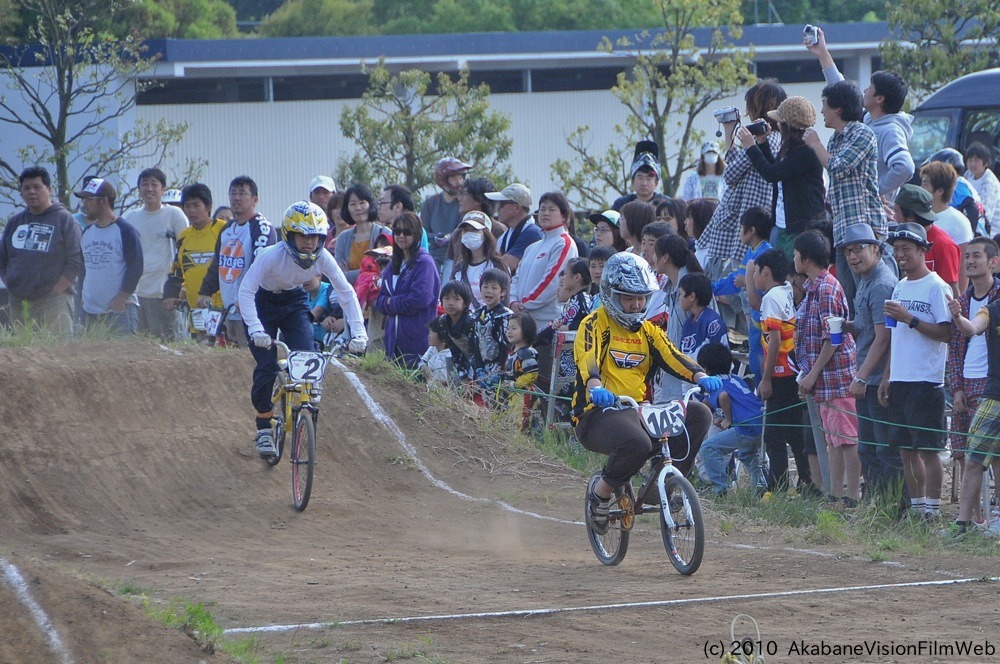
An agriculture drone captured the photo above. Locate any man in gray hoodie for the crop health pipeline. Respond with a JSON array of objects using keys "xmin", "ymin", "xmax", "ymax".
[
  {"xmin": 0, "ymin": 166, "xmax": 82, "ymax": 337},
  {"xmin": 806, "ymin": 26, "xmax": 914, "ymax": 201}
]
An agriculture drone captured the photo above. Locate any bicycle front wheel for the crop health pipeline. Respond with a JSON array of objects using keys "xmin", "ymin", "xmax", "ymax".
[
  {"xmin": 659, "ymin": 474, "xmax": 704, "ymax": 575},
  {"xmin": 290, "ymin": 410, "xmax": 316, "ymax": 511},
  {"xmin": 585, "ymin": 473, "xmax": 630, "ymax": 566}
]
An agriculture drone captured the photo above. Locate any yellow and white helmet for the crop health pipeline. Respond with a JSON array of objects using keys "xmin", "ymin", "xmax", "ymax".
[{"xmin": 281, "ymin": 201, "xmax": 330, "ymax": 269}]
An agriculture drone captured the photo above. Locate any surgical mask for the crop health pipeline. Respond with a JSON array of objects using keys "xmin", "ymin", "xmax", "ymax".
[
  {"xmin": 704, "ymin": 153, "xmax": 719, "ymax": 165},
  {"xmin": 461, "ymin": 232, "xmax": 484, "ymax": 251}
]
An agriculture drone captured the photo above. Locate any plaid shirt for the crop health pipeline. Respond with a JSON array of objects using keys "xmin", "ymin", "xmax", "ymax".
[
  {"xmin": 696, "ymin": 132, "xmax": 780, "ymax": 260},
  {"xmin": 827, "ymin": 121, "xmax": 887, "ymax": 246},
  {"xmin": 948, "ymin": 276, "xmax": 1000, "ymax": 393},
  {"xmin": 795, "ymin": 269, "xmax": 857, "ymax": 401}
]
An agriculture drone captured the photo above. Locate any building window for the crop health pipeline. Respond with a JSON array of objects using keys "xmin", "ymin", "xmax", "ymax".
[{"xmin": 137, "ymin": 78, "xmax": 267, "ymax": 105}]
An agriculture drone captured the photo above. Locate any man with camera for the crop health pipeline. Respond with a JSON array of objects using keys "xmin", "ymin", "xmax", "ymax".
[{"xmin": 805, "ymin": 25, "xmax": 914, "ymax": 204}]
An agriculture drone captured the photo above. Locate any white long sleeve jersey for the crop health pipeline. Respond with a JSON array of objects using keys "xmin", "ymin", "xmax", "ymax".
[{"xmin": 238, "ymin": 244, "xmax": 366, "ymax": 340}]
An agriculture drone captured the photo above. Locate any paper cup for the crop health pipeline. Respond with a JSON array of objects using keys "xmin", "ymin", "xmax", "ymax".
[
  {"xmin": 828, "ymin": 316, "xmax": 844, "ymax": 345},
  {"xmin": 884, "ymin": 300, "xmax": 900, "ymax": 328}
]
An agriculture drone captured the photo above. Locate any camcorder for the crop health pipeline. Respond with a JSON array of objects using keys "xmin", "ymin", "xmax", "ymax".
[
  {"xmin": 712, "ymin": 106, "xmax": 740, "ymax": 124},
  {"xmin": 803, "ymin": 24, "xmax": 819, "ymax": 46},
  {"xmin": 746, "ymin": 120, "xmax": 769, "ymax": 136}
]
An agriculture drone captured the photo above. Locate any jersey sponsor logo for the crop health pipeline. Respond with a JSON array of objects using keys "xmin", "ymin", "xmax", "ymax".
[
  {"xmin": 610, "ymin": 349, "xmax": 645, "ymax": 369},
  {"xmin": 181, "ymin": 250, "xmax": 215, "ymax": 271},
  {"xmin": 11, "ymin": 223, "xmax": 54, "ymax": 252},
  {"xmin": 611, "ymin": 335, "xmax": 642, "ymax": 345},
  {"xmin": 219, "ymin": 239, "xmax": 246, "ymax": 283}
]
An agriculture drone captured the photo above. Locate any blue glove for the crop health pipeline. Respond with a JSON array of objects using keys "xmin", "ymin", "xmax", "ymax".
[
  {"xmin": 698, "ymin": 375, "xmax": 723, "ymax": 394},
  {"xmin": 589, "ymin": 386, "xmax": 616, "ymax": 408}
]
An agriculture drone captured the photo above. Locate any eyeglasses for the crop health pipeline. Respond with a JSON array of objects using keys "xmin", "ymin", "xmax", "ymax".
[
  {"xmin": 841, "ymin": 244, "xmax": 872, "ymax": 256},
  {"xmin": 377, "ymin": 200, "xmax": 392, "ymax": 207},
  {"xmin": 392, "ymin": 227, "xmax": 413, "ymax": 237}
]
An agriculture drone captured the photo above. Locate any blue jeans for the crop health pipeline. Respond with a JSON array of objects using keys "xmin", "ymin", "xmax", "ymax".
[
  {"xmin": 700, "ymin": 426, "xmax": 763, "ymax": 494},
  {"xmin": 856, "ymin": 386, "xmax": 904, "ymax": 493},
  {"xmin": 84, "ymin": 304, "xmax": 138, "ymax": 336}
]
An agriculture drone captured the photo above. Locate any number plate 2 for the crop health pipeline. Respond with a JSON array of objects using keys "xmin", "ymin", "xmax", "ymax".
[
  {"xmin": 286, "ymin": 352, "xmax": 329, "ymax": 383},
  {"xmin": 638, "ymin": 402, "xmax": 687, "ymax": 438}
]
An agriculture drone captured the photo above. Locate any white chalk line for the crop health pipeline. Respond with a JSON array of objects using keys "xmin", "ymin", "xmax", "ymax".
[
  {"xmin": 0, "ymin": 557, "xmax": 75, "ymax": 664},
  {"xmin": 224, "ymin": 576, "xmax": 999, "ymax": 634},
  {"xmin": 333, "ymin": 362, "xmax": 947, "ymax": 570},
  {"xmin": 333, "ymin": 360, "xmax": 580, "ymax": 526}
]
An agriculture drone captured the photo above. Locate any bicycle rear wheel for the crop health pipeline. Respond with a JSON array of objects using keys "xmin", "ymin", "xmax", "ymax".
[
  {"xmin": 290, "ymin": 410, "xmax": 316, "ymax": 511},
  {"xmin": 585, "ymin": 473, "xmax": 630, "ymax": 566},
  {"xmin": 659, "ymin": 474, "xmax": 704, "ymax": 575},
  {"xmin": 267, "ymin": 388, "xmax": 287, "ymax": 467}
]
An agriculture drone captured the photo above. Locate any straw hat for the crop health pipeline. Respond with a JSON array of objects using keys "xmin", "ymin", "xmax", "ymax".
[{"xmin": 766, "ymin": 96, "xmax": 816, "ymax": 129}]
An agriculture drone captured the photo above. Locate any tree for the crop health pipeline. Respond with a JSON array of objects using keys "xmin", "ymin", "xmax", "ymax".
[
  {"xmin": 0, "ymin": 0, "xmax": 202, "ymax": 211},
  {"xmin": 337, "ymin": 62, "xmax": 513, "ymax": 197},
  {"xmin": 739, "ymin": 0, "xmax": 884, "ymax": 25},
  {"xmin": 881, "ymin": 0, "xmax": 1000, "ymax": 104},
  {"xmin": 118, "ymin": 0, "xmax": 239, "ymax": 39},
  {"xmin": 258, "ymin": 0, "xmax": 374, "ymax": 37},
  {"xmin": 551, "ymin": 0, "xmax": 755, "ymax": 208}
]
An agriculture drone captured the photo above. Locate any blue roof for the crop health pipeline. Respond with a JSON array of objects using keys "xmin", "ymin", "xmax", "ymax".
[{"xmin": 144, "ymin": 21, "xmax": 889, "ymax": 64}]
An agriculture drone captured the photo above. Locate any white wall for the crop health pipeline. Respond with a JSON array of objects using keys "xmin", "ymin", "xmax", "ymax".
[
  {"xmin": 134, "ymin": 81, "xmax": 835, "ymax": 223},
  {"xmin": 2, "ymin": 68, "xmax": 834, "ymax": 222}
]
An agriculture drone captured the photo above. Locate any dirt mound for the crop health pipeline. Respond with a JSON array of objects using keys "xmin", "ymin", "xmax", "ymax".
[{"xmin": 3, "ymin": 341, "xmax": 999, "ymax": 663}]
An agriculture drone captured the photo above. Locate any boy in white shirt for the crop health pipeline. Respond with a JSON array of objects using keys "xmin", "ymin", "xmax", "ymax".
[{"xmin": 239, "ymin": 202, "xmax": 367, "ymax": 458}]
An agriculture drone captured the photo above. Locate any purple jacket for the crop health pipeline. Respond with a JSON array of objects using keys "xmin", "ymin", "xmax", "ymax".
[{"xmin": 375, "ymin": 247, "xmax": 441, "ymax": 368}]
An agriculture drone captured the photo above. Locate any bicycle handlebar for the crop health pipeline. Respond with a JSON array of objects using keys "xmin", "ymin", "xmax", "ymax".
[{"xmin": 617, "ymin": 386, "xmax": 703, "ymax": 410}]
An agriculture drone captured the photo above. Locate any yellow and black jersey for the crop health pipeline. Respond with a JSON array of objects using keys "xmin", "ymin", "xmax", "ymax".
[
  {"xmin": 571, "ymin": 307, "xmax": 702, "ymax": 424},
  {"xmin": 174, "ymin": 219, "xmax": 226, "ymax": 308}
]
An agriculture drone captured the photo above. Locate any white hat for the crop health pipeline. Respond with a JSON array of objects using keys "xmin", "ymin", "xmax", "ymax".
[
  {"xmin": 459, "ymin": 210, "xmax": 492, "ymax": 231},
  {"xmin": 309, "ymin": 175, "xmax": 336, "ymax": 194}
]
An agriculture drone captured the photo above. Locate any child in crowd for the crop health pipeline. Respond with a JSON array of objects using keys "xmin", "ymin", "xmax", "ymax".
[
  {"xmin": 678, "ymin": 272, "xmax": 728, "ymax": 360},
  {"xmin": 696, "ymin": 343, "xmax": 765, "ymax": 495},
  {"xmin": 303, "ymin": 274, "xmax": 332, "ymax": 348},
  {"xmin": 713, "ymin": 206, "xmax": 774, "ymax": 381},
  {"xmin": 419, "ymin": 317, "xmax": 453, "ymax": 386},
  {"xmin": 588, "ymin": 245, "xmax": 615, "ymax": 312},
  {"xmin": 639, "ymin": 221, "xmax": 673, "ymax": 267},
  {"xmin": 437, "ymin": 280, "xmax": 477, "ymax": 381},
  {"xmin": 357, "ymin": 242, "xmax": 392, "ymax": 351},
  {"xmin": 537, "ymin": 258, "xmax": 593, "ymax": 420},
  {"xmin": 503, "ymin": 311, "xmax": 540, "ymax": 430},
  {"xmin": 750, "ymin": 248, "xmax": 810, "ymax": 491},
  {"xmin": 473, "ymin": 268, "xmax": 513, "ymax": 386}
]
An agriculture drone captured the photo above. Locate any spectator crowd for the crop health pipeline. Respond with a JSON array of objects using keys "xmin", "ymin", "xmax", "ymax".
[{"xmin": 1, "ymin": 27, "xmax": 998, "ymax": 538}]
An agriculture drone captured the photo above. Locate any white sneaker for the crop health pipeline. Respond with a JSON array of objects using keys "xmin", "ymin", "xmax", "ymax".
[
  {"xmin": 255, "ymin": 429, "xmax": 276, "ymax": 458},
  {"xmin": 981, "ymin": 517, "xmax": 1000, "ymax": 538}
]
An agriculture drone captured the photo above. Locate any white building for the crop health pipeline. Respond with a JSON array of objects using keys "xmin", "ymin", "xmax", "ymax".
[{"xmin": 2, "ymin": 22, "xmax": 888, "ymax": 221}]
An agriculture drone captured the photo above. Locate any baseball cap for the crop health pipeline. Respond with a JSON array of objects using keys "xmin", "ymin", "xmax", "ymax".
[
  {"xmin": 588, "ymin": 210, "xmax": 621, "ymax": 228},
  {"xmin": 887, "ymin": 222, "xmax": 932, "ymax": 250},
  {"xmin": 74, "ymin": 177, "xmax": 117, "ymax": 204},
  {"xmin": 894, "ymin": 184, "xmax": 937, "ymax": 222},
  {"xmin": 700, "ymin": 141, "xmax": 720, "ymax": 155},
  {"xmin": 459, "ymin": 210, "xmax": 492, "ymax": 231},
  {"xmin": 309, "ymin": 175, "xmax": 336, "ymax": 194},
  {"xmin": 484, "ymin": 183, "xmax": 532, "ymax": 209}
]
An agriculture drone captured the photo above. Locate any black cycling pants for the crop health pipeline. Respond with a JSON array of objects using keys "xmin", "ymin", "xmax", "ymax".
[{"xmin": 576, "ymin": 401, "xmax": 711, "ymax": 489}]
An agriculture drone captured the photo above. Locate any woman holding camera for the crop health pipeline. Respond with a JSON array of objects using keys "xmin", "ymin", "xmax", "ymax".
[{"xmin": 736, "ymin": 96, "xmax": 827, "ymax": 259}]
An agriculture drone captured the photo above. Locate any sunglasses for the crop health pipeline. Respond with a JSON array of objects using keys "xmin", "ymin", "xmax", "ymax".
[{"xmin": 392, "ymin": 227, "xmax": 413, "ymax": 237}]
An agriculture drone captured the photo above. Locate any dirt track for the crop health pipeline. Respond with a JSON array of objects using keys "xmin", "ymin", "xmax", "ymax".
[{"xmin": 1, "ymin": 341, "xmax": 999, "ymax": 663}]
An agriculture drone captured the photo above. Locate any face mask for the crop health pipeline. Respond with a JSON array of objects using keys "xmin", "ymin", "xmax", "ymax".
[
  {"xmin": 461, "ymin": 232, "xmax": 484, "ymax": 251},
  {"xmin": 704, "ymin": 153, "xmax": 719, "ymax": 165}
]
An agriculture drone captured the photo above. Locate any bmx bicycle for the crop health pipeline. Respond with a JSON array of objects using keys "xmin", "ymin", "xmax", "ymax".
[
  {"xmin": 267, "ymin": 339, "xmax": 342, "ymax": 511},
  {"xmin": 584, "ymin": 386, "xmax": 706, "ymax": 574}
]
